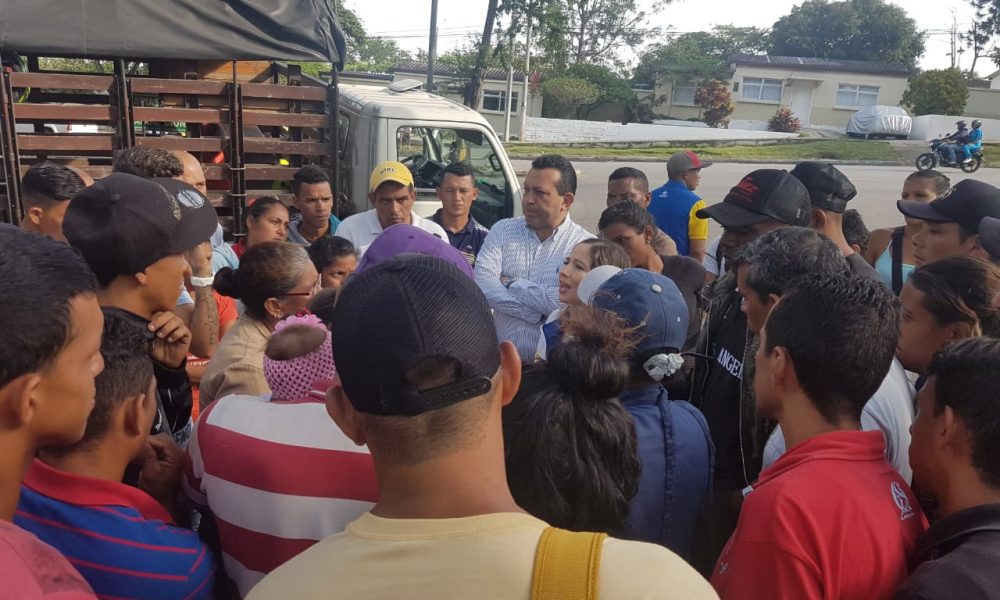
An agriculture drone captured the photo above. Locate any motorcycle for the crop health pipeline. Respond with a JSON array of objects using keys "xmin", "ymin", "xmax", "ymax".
[{"xmin": 916, "ymin": 138, "xmax": 984, "ymax": 173}]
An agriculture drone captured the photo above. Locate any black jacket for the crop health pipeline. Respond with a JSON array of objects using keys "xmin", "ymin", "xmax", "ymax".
[
  {"xmin": 102, "ymin": 307, "xmax": 193, "ymax": 440},
  {"xmin": 895, "ymin": 503, "xmax": 1000, "ymax": 600},
  {"xmin": 690, "ymin": 272, "xmax": 766, "ymax": 489}
]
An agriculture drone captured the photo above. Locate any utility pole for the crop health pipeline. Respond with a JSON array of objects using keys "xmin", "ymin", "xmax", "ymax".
[
  {"xmin": 519, "ymin": 2, "xmax": 533, "ymax": 142},
  {"xmin": 948, "ymin": 8, "xmax": 958, "ymax": 70},
  {"xmin": 503, "ymin": 29, "xmax": 515, "ymax": 141},
  {"xmin": 427, "ymin": 0, "xmax": 439, "ymax": 90}
]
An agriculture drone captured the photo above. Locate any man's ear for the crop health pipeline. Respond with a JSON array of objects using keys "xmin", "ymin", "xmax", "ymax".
[
  {"xmin": 326, "ymin": 383, "xmax": 366, "ymax": 446},
  {"xmin": 770, "ymin": 346, "xmax": 796, "ymax": 393},
  {"xmin": 26, "ymin": 206, "xmax": 45, "ymax": 227},
  {"xmin": 642, "ymin": 192, "xmax": 652, "ymax": 208},
  {"xmin": 938, "ymin": 404, "xmax": 967, "ymax": 456},
  {"xmin": 0, "ymin": 374, "xmax": 43, "ymax": 428},
  {"xmin": 810, "ymin": 209, "xmax": 826, "ymax": 230},
  {"xmin": 496, "ymin": 341, "xmax": 522, "ymax": 408},
  {"xmin": 949, "ymin": 320, "xmax": 976, "ymax": 339},
  {"xmin": 561, "ymin": 192, "xmax": 575, "ymax": 211},
  {"xmin": 121, "ymin": 393, "xmax": 147, "ymax": 438}
]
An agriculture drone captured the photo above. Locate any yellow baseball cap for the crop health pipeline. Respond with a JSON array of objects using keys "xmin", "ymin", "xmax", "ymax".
[{"xmin": 369, "ymin": 161, "xmax": 415, "ymax": 193}]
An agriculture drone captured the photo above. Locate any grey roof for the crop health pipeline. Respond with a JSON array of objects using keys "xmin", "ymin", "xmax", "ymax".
[
  {"xmin": 729, "ymin": 54, "xmax": 911, "ymax": 76},
  {"xmin": 394, "ymin": 59, "xmax": 527, "ymax": 82}
]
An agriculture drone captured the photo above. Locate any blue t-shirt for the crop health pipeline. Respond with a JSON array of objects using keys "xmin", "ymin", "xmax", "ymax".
[
  {"xmin": 648, "ymin": 180, "xmax": 705, "ymax": 257},
  {"xmin": 431, "ymin": 210, "xmax": 489, "ymax": 267},
  {"xmin": 968, "ymin": 128, "xmax": 983, "ymax": 148},
  {"xmin": 16, "ymin": 460, "xmax": 214, "ymax": 599}
]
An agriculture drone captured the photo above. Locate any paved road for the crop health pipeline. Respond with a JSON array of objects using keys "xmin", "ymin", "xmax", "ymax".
[{"xmin": 512, "ymin": 160, "xmax": 1000, "ymax": 237}]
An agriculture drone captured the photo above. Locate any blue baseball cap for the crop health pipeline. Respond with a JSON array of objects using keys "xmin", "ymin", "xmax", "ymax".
[{"xmin": 592, "ymin": 269, "xmax": 689, "ymax": 351}]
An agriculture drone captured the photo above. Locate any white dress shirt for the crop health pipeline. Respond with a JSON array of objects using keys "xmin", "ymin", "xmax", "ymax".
[
  {"xmin": 475, "ymin": 215, "xmax": 594, "ymax": 361},
  {"xmin": 334, "ymin": 209, "xmax": 447, "ymax": 257}
]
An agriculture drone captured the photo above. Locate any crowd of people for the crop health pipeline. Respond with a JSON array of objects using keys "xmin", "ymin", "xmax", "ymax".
[{"xmin": 3, "ymin": 143, "xmax": 1000, "ymax": 600}]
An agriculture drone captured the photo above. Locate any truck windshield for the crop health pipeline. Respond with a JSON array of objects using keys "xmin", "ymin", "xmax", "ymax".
[{"xmin": 396, "ymin": 126, "xmax": 510, "ymax": 228}]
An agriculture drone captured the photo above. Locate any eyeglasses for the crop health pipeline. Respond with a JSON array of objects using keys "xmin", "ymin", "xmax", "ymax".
[{"xmin": 283, "ymin": 277, "xmax": 321, "ymax": 298}]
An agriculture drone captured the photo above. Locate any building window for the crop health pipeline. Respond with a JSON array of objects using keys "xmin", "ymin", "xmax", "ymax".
[
  {"xmin": 672, "ymin": 84, "xmax": 697, "ymax": 105},
  {"xmin": 741, "ymin": 77, "xmax": 783, "ymax": 102},
  {"xmin": 836, "ymin": 84, "xmax": 879, "ymax": 108},
  {"xmin": 481, "ymin": 89, "xmax": 519, "ymax": 114}
]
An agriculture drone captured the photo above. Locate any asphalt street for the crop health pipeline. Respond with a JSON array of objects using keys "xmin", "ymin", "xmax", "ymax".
[{"xmin": 512, "ymin": 160, "xmax": 1000, "ymax": 237}]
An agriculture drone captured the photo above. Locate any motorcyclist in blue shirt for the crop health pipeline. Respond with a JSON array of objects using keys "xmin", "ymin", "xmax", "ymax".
[{"xmin": 961, "ymin": 120, "xmax": 984, "ymax": 164}]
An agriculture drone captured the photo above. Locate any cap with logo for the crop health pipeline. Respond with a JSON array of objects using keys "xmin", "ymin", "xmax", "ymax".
[
  {"xmin": 696, "ymin": 169, "xmax": 812, "ymax": 228},
  {"xmin": 789, "ymin": 162, "xmax": 857, "ymax": 214},
  {"xmin": 592, "ymin": 269, "xmax": 689, "ymax": 352},
  {"xmin": 667, "ymin": 150, "xmax": 713, "ymax": 178},
  {"xmin": 331, "ymin": 254, "xmax": 501, "ymax": 416},
  {"xmin": 980, "ymin": 217, "xmax": 1000, "ymax": 260},
  {"xmin": 369, "ymin": 160, "xmax": 415, "ymax": 194},
  {"xmin": 897, "ymin": 179, "xmax": 1000, "ymax": 233},
  {"xmin": 63, "ymin": 173, "xmax": 218, "ymax": 284},
  {"xmin": 356, "ymin": 223, "xmax": 474, "ymax": 279}
]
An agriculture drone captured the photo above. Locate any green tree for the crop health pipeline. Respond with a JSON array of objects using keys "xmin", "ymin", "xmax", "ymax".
[
  {"xmin": 770, "ymin": 0, "xmax": 925, "ymax": 69},
  {"xmin": 963, "ymin": 0, "xmax": 1000, "ymax": 77},
  {"xmin": 542, "ymin": 76, "xmax": 600, "ymax": 118},
  {"xmin": 562, "ymin": 0, "xmax": 669, "ymax": 67},
  {"xmin": 633, "ymin": 26, "xmax": 771, "ymax": 86},
  {"xmin": 901, "ymin": 68, "xmax": 970, "ymax": 116},
  {"xmin": 564, "ymin": 64, "xmax": 634, "ymax": 118}
]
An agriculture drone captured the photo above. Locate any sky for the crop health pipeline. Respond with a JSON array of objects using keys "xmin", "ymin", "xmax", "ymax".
[{"xmin": 347, "ymin": 0, "xmax": 993, "ymax": 74}]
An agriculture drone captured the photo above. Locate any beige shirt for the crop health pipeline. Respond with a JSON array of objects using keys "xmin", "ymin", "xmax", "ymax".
[
  {"xmin": 652, "ymin": 227, "xmax": 678, "ymax": 256},
  {"xmin": 247, "ymin": 512, "xmax": 718, "ymax": 600},
  {"xmin": 198, "ymin": 316, "xmax": 271, "ymax": 410}
]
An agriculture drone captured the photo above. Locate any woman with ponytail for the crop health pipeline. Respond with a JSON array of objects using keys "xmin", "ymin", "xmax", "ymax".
[
  {"xmin": 199, "ymin": 241, "xmax": 318, "ymax": 408},
  {"xmin": 504, "ymin": 305, "xmax": 642, "ymax": 534},
  {"xmin": 591, "ymin": 269, "xmax": 714, "ymax": 560}
]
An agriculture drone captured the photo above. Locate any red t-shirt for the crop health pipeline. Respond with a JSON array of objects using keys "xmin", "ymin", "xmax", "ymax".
[
  {"xmin": 0, "ymin": 518, "xmax": 95, "ymax": 599},
  {"xmin": 712, "ymin": 430, "xmax": 927, "ymax": 600}
]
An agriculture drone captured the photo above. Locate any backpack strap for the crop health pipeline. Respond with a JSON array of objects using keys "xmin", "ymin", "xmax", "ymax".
[
  {"xmin": 891, "ymin": 226, "xmax": 905, "ymax": 295},
  {"xmin": 531, "ymin": 527, "xmax": 607, "ymax": 600}
]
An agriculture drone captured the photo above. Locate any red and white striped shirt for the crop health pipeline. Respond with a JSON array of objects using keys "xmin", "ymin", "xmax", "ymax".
[{"xmin": 183, "ymin": 386, "xmax": 378, "ymax": 598}]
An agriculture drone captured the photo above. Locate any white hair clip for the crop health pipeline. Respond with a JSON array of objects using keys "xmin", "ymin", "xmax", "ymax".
[{"xmin": 643, "ymin": 353, "xmax": 685, "ymax": 382}]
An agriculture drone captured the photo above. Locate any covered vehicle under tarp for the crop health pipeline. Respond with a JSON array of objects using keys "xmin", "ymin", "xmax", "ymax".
[
  {"xmin": 0, "ymin": 0, "xmax": 345, "ymax": 65},
  {"xmin": 846, "ymin": 105, "xmax": 912, "ymax": 139}
]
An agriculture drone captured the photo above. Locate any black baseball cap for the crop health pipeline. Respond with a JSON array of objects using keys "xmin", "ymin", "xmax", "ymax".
[
  {"xmin": 697, "ymin": 169, "xmax": 812, "ymax": 228},
  {"xmin": 789, "ymin": 162, "xmax": 857, "ymax": 214},
  {"xmin": 897, "ymin": 179, "xmax": 1000, "ymax": 233},
  {"xmin": 331, "ymin": 254, "xmax": 502, "ymax": 416},
  {"xmin": 63, "ymin": 173, "xmax": 217, "ymax": 284},
  {"xmin": 978, "ymin": 217, "xmax": 1000, "ymax": 260}
]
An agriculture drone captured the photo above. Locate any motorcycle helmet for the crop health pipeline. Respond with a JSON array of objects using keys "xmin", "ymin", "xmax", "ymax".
[
  {"xmin": 972, "ymin": 119, "xmax": 982, "ymax": 128},
  {"xmin": 956, "ymin": 120, "xmax": 967, "ymax": 127}
]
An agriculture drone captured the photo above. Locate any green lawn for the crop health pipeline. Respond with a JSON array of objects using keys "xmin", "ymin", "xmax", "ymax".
[
  {"xmin": 504, "ymin": 139, "xmax": 900, "ymax": 162},
  {"xmin": 982, "ymin": 144, "xmax": 1000, "ymax": 165}
]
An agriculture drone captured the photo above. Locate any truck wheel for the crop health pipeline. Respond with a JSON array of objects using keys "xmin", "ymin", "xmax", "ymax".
[
  {"xmin": 915, "ymin": 153, "xmax": 936, "ymax": 171},
  {"xmin": 960, "ymin": 157, "xmax": 983, "ymax": 173}
]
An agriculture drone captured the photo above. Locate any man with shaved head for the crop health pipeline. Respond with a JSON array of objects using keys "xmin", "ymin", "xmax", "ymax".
[{"xmin": 171, "ymin": 151, "xmax": 207, "ymax": 196}]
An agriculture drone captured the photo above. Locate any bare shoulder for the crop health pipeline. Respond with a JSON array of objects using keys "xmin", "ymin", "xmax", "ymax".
[
  {"xmin": 864, "ymin": 228, "xmax": 895, "ymax": 265},
  {"xmin": 599, "ymin": 538, "xmax": 719, "ymax": 599}
]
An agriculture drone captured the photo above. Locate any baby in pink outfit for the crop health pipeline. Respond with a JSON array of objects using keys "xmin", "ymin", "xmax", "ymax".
[{"xmin": 263, "ymin": 314, "xmax": 336, "ymax": 401}]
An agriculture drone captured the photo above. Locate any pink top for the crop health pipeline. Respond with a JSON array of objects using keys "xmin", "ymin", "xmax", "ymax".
[{"xmin": 0, "ymin": 518, "xmax": 95, "ymax": 599}]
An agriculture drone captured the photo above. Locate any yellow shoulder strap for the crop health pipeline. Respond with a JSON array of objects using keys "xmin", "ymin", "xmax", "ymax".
[{"xmin": 531, "ymin": 527, "xmax": 608, "ymax": 600}]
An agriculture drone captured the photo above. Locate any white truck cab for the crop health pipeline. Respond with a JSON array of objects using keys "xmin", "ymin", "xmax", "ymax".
[{"xmin": 336, "ymin": 80, "xmax": 522, "ymax": 228}]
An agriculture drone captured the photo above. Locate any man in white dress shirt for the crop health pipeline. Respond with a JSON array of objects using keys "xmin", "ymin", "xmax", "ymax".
[
  {"xmin": 475, "ymin": 155, "xmax": 594, "ymax": 361},
  {"xmin": 335, "ymin": 161, "xmax": 447, "ymax": 256}
]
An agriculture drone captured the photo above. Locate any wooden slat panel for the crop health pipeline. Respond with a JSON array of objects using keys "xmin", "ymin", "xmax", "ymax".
[
  {"xmin": 242, "ymin": 111, "xmax": 327, "ymax": 128},
  {"xmin": 13, "ymin": 104, "xmax": 113, "ymax": 122},
  {"xmin": 130, "ymin": 78, "xmax": 227, "ymax": 95},
  {"xmin": 244, "ymin": 139, "xmax": 327, "ymax": 156},
  {"xmin": 241, "ymin": 83, "xmax": 327, "ymax": 101},
  {"xmin": 132, "ymin": 107, "xmax": 227, "ymax": 124},
  {"xmin": 244, "ymin": 166, "xmax": 302, "ymax": 180},
  {"xmin": 18, "ymin": 165, "xmax": 112, "ymax": 179},
  {"xmin": 16, "ymin": 134, "xmax": 113, "ymax": 151},
  {"xmin": 9, "ymin": 72, "xmax": 113, "ymax": 91},
  {"xmin": 135, "ymin": 137, "xmax": 224, "ymax": 152}
]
